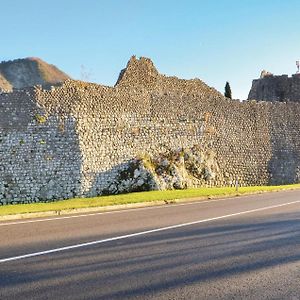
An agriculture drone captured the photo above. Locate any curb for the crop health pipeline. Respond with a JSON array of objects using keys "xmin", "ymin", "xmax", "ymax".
[{"xmin": 0, "ymin": 199, "xmax": 179, "ymax": 221}]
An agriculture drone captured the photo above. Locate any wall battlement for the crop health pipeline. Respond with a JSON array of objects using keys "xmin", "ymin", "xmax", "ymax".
[{"xmin": 1, "ymin": 57, "xmax": 300, "ymax": 204}]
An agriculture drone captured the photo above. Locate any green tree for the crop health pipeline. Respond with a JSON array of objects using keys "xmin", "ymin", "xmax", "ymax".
[{"xmin": 224, "ymin": 81, "xmax": 232, "ymax": 99}]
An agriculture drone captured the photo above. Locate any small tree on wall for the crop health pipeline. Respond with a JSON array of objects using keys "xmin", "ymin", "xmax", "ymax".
[{"xmin": 224, "ymin": 81, "xmax": 232, "ymax": 99}]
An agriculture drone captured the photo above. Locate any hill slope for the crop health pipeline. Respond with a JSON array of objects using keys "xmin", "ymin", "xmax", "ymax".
[{"xmin": 0, "ymin": 57, "xmax": 70, "ymax": 91}]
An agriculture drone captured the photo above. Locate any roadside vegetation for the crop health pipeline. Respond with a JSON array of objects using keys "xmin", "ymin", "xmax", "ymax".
[{"xmin": 1, "ymin": 184, "xmax": 300, "ymax": 217}]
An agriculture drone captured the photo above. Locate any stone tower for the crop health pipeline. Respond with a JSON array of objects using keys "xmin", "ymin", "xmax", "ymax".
[{"xmin": 248, "ymin": 71, "xmax": 300, "ymax": 102}]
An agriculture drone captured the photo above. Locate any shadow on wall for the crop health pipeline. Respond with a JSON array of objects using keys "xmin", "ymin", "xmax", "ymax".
[
  {"xmin": 0, "ymin": 91, "xmax": 83, "ymax": 204},
  {"xmin": 268, "ymin": 149, "xmax": 300, "ymax": 185},
  {"xmin": 86, "ymin": 160, "xmax": 159, "ymax": 197},
  {"xmin": 267, "ymin": 105, "xmax": 300, "ymax": 185}
]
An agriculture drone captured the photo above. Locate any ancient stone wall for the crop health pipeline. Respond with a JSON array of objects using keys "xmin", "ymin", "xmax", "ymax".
[{"xmin": 1, "ymin": 56, "xmax": 300, "ymax": 204}]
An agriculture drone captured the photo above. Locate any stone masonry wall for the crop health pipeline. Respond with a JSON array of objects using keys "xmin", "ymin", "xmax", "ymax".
[{"xmin": 1, "ymin": 56, "xmax": 300, "ymax": 204}]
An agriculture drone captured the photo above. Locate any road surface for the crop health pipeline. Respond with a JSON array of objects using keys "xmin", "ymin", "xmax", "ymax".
[{"xmin": 0, "ymin": 190, "xmax": 300, "ymax": 299}]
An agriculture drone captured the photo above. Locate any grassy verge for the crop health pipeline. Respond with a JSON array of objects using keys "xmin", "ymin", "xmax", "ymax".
[{"xmin": 1, "ymin": 184, "xmax": 300, "ymax": 216}]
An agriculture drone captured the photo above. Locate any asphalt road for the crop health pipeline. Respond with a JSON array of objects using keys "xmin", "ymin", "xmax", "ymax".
[{"xmin": 0, "ymin": 190, "xmax": 300, "ymax": 300}]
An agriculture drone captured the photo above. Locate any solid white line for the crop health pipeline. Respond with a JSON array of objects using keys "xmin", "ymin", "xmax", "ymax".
[
  {"xmin": 1, "ymin": 199, "xmax": 299, "ymax": 264},
  {"xmin": 0, "ymin": 194, "xmax": 257, "ymax": 227}
]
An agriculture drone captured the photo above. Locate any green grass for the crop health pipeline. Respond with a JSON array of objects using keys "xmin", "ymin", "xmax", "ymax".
[{"xmin": 1, "ymin": 184, "xmax": 300, "ymax": 217}]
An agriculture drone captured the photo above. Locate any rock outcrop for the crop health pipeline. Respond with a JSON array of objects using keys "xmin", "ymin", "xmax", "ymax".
[{"xmin": 104, "ymin": 146, "xmax": 220, "ymax": 194}]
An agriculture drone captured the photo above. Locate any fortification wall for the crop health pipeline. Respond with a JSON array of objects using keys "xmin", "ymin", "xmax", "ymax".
[
  {"xmin": 248, "ymin": 74, "xmax": 300, "ymax": 102},
  {"xmin": 1, "ymin": 57, "xmax": 300, "ymax": 204}
]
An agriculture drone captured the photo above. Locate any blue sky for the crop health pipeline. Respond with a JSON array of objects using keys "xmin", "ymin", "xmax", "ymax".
[{"xmin": 1, "ymin": 0, "xmax": 299, "ymax": 99}]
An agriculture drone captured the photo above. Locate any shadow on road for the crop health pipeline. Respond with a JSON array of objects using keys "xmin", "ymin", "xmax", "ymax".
[{"xmin": 1, "ymin": 211, "xmax": 300, "ymax": 299}]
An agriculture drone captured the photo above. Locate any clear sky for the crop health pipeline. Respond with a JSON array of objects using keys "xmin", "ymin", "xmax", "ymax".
[{"xmin": 1, "ymin": 0, "xmax": 300, "ymax": 99}]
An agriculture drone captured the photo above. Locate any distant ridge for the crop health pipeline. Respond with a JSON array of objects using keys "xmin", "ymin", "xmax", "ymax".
[{"xmin": 0, "ymin": 57, "xmax": 70, "ymax": 92}]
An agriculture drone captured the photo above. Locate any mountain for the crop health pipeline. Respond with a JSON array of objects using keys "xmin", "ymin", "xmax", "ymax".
[{"xmin": 0, "ymin": 57, "xmax": 70, "ymax": 92}]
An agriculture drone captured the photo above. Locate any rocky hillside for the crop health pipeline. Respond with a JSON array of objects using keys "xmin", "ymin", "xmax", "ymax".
[{"xmin": 0, "ymin": 57, "xmax": 70, "ymax": 92}]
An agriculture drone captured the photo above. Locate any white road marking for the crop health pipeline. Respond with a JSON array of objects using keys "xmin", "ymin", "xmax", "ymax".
[
  {"xmin": 0, "ymin": 194, "xmax": 259, "ymax": 227},
  {"xmin": 1, "ymin": 199, "xmax": 299, "ymax": 264}
]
